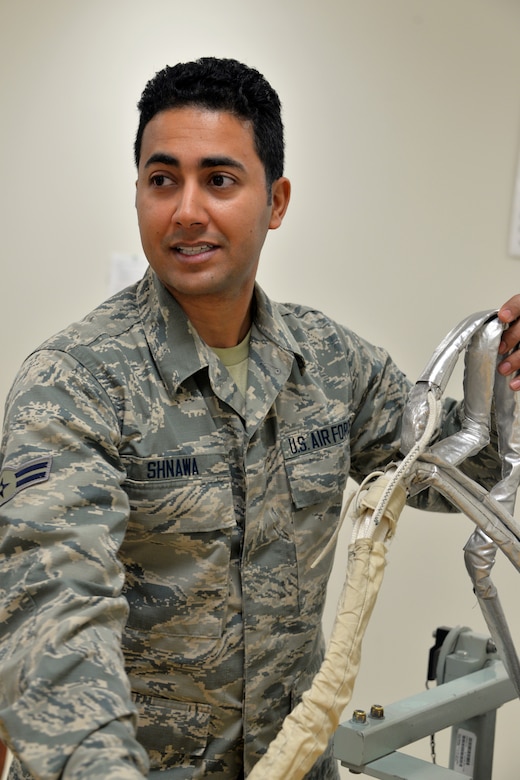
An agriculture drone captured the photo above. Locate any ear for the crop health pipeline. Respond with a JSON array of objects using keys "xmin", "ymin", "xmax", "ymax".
[{"xmin": 268, "ymin": 177, "xmax": 291, "ymax": 230}]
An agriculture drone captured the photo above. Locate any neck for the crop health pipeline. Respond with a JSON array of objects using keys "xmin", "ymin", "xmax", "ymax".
[{"xmin": 175, "ymin": 291, "xmax": 254, "ymax": 348}]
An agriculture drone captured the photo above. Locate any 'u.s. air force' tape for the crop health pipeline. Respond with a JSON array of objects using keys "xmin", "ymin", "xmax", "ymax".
[{"xmin": 0, "ymin": 456, "xmax": 52, "ymax": 507}]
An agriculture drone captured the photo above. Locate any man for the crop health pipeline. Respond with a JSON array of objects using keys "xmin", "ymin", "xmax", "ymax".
[{"xmin": 0, "ymin": 57, "xmax": 519, "ymax": 780}]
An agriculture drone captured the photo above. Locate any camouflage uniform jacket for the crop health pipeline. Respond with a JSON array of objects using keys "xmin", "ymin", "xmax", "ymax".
[{"xmin": 0, "ymin": 269, "xmax": 495, "ymax": 779}]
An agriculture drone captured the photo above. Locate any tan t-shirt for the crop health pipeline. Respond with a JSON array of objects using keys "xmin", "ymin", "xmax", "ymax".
[{"xmin": 211, "ymin": 330, "xmax": 251, "ymax": 397}]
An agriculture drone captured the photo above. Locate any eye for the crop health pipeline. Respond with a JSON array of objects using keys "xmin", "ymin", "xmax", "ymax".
[
  {"xmin": 150, "ymin": 173, "xmax": 174, "ymax": 187},
  {"xmin": 210, "ymin": 173, "xmax": 235, "ymax": 189}
]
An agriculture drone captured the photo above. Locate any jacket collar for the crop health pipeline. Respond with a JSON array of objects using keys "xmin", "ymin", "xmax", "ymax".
[{"xmin": 136, "ymin": 268, "xmax": 306, "ymax": 398}]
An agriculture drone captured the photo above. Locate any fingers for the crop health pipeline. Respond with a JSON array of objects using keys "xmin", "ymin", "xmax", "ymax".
[{"xmin": 497, "ymin": 295, "xmax": 520, "ymax": 389}]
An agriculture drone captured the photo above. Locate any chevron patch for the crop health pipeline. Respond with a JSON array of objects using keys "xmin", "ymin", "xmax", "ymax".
[{"xmin": 0, "ymin": 457, "xmax": 53, "ymax": 507}]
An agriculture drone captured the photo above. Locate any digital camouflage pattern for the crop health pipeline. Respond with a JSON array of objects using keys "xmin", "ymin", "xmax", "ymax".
[{"xmin": 0, "ymin": 269, "xmax": 502, "ymax": 779}]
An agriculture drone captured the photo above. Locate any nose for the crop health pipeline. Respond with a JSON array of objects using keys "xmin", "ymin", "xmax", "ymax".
[{"xmin": 173, "ymin": 181, "xmax": 207, "ymax": 228}]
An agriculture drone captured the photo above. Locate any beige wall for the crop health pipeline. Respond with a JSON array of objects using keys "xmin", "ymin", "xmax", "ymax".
[{"xmin": 1, "ymin": 0, "xmax": 520, "ymax": 776}]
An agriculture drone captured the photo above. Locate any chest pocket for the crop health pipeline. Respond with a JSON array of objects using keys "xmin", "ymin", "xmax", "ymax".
[
  {"xmin": 281, "ymin": 425, "xmax": 350, "ymax": 615},
  {"xmin": 282, "ymin": 421, "xmax": 350, "ymax": 509},
  {"xmin": 120, "ymin": 452, "xmax": 234, "ymax": 640}
]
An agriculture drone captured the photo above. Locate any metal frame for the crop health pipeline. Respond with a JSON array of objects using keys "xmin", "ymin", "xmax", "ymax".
[{"xmin": 334, "ymin": 629, "xmax": 517, "ymax": 779}]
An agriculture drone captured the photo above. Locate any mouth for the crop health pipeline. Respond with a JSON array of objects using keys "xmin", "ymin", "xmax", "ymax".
[{"xmin": 173, "ymin": 243, "xmax": 216, "ymax": 257}]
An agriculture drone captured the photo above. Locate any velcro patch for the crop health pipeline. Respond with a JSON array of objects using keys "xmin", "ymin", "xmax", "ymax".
[{"xmin": 282, "ymin": 420, "xmax": 350, "ymax": 460}]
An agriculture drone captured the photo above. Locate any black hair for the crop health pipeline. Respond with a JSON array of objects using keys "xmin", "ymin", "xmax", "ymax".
[{"xmin": 134, "ymin": 57, "xmax": 285, "ymax": 192}]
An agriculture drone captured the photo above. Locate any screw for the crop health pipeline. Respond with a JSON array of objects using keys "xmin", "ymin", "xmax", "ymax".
[{"xmin": 369, "ymin": 704, "xmax": 385, "ymax": 719}]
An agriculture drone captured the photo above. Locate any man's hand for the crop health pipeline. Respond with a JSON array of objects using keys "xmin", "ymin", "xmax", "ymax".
[{"xmin": 497, "ymin": 295, "xmax": 520, "ymax": 389}]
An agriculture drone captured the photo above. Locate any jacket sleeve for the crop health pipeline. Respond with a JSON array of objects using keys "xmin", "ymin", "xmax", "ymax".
[
  {"xmin": 344, "ymin": 328, "xmax": 503, "ymax": 510},
  {"xmin": 0, "ymin": 349, "xmax": 149, "ymax": 779}
]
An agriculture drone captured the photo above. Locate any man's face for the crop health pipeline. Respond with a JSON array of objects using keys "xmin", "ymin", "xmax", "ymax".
[{"xmin": 135, "ymin": 106, "xmax": 289, "ymax": 311}]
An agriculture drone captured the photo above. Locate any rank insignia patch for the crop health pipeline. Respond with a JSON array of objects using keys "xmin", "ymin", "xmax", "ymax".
[{"xmin": 0, "ymin": 457, "xmax": 53, "ymax": 507}]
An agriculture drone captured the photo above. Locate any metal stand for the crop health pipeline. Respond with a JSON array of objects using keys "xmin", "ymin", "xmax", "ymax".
[{"xmin": 334, "ymin": 628, "xmax": 517, "ymax": 779}]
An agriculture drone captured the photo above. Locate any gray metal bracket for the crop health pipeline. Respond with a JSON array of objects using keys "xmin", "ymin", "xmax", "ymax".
[
  {"xmin": 334, "ymin": 629, "xmax": 517, "ymax": 779},
  {"xmin": 349, "ymin": 752, "xmax": 467, "ymax": 779}
]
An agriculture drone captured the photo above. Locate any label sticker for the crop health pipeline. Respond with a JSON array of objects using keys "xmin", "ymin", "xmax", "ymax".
[{"xmin": 454, "ymin": 728, "xmax": 476, "ymax": 776}]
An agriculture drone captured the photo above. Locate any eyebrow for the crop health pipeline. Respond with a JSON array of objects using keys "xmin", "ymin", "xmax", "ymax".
[{"xmin": 144, "ymin": 152, "xmax": 246, "ymax": 172}]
